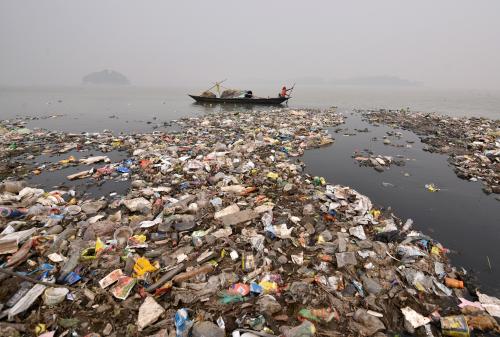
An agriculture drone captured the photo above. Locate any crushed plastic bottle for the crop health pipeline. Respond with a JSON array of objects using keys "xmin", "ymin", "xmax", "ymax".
[
  {"xmin": 283, "ymin": 320, "xmax": 316, "ymax": 337},
  {"xmin": 175, "ymin": 308, "xmax": 192, "ymax": 337}
]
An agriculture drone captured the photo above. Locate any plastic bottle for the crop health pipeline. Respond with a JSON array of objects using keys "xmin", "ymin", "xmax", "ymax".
[
  {"xmin": 49, "ymin": 225, "xmax": 76, "ymax": 253},
  {"xmin": 424, "ymin": 324, "xmax": 435, "ymax": 337},
  {"xmin": 57, "ymin": 242, "xmax": 82, "ymax": 283},
  {"xmin": 242, "ymin": 253, "xmax": 256, "ymax": 272},
  {"xmin": 298, "ymin": 308, "xmax": 335, "ymax": 323},
  {"xmin": 150, "ymin": 232, "xmax": 167, "ymax": 241},
  {"xmin": 175, "ymin": 308, "xmax": 192, "ymax": 337},
  {"xmin": 6, "ymin": 281, "xmax": 32, "ymax": 307},
  {"xmin": 46, "ymin": 214, "xmax": 64, "ymax": 227},
  {"xmin": 0, "ymin": 207, "xmax": 13, "ymax": 218},
  {"xmin": 171, "ymin": 232, "xmax": 178, "ymax": 246},
  {"xmin": 0, "ymin": 207, "xmax": 26, "ymax": 218},
  {"xmin": 113, "ymin": 226, "xmax": 133, "ymax": 246},
  {"xmin": 283, "ymin": 320, "xmax": 316, "ymax": 337},
  {"xmin": 27, "ymin": 205, "xmax": 46, "ymax": 217},
  {"xmin": 0, "ymin": 181, "xmax": 26, "ymax": 193},
  {"xmin": 444, "ymin": 277, "xmax": 464, "ymax": 289}
]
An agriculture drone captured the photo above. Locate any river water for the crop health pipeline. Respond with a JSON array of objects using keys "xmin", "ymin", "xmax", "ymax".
[{"xmin": 1, "ymin": 85, "xmax": 499, "ymax": 295}]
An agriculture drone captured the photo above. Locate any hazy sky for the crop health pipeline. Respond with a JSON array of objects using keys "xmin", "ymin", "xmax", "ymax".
[{"xmin": 1, "ymin": 0, "xmax": 499, "ymax": 89}]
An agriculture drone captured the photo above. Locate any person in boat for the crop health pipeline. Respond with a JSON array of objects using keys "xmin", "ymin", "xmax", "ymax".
[{"xmin": 279, "ymin": 86, "xmax": 291, "ymax": 98}]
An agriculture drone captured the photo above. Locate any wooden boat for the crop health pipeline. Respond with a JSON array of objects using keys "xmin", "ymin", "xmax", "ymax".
[{"xmin": 189, "ymin": 94, "xmax": 289, "ymax": 105}]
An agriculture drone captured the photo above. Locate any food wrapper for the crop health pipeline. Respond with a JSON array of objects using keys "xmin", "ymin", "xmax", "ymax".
[
  {"xmin": 111, "ymin": 276, "xmax": 137, "ymax": 300},
  {"xmin": 99, "ymin": 269, "xmax": 124, "ymax": 289},
  {"xmin": 440, "ymin": 315, "xmax": 469, "ymax": 337}
]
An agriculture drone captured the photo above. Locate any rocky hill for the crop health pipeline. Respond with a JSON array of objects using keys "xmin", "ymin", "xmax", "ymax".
[{"xmin": 82, "ymin": 69, "xmax": 130, "ymax": 85}]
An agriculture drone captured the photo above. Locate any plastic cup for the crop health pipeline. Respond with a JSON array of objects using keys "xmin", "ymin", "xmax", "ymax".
[{"xmin": 44, "ymin": 287, "xmax": 69, "ymax": 305}]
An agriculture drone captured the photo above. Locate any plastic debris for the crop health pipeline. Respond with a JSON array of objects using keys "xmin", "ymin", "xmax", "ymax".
[
  {"xmin": 0, "ymin": 107, "xmax": 498, "ymax": 337},
  {"xmin": 440, "ymin": 315, "xmax": 470, "ymax": 337},
  {"xmin": 283, "ymin": 320, "xmax": 316, "ymax": 337},
  {"xmin": 43, "ymin": 287, "xmax": 69, "ymax": 306},
  {"xmin": 425, "ymin": 183, "xmax": 440, "ymax": 192},
  {"xmin": 8, "ymin": 283, "xmax": 46, "ymax": 320},
  {"xmin": 175, "ymin": 308, "xmax": 192, "ymax": 337},
  {"xmin": 477, "ymin": 292, "xmax": 500, "ymax": 318},
  {"xmin": 110, "ymin": 276, "xmax": 136, "ymax": 300},
  {"xmin": 401, "ymin": 307, "xmax": 431, "ymax": 329},
  {"xmin": 137, "ymin": 296, "xmax": 165, "ymax": 331}
]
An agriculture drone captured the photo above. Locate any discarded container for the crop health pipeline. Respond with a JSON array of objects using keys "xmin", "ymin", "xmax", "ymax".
[
  {"xmin": 440, "ymin": 315, "xmax": 470, "ymax": 337},
  {"xmin": 57, "ymin": 244, "xmax": 82, "ymax": 283},
  {"xmin": 283, "ymin": 320, "xmax": 316, "ymax": 337},
  {"xmin": 0, "ymin": 180, "xmax": 26, "ymax": 193},
  {"xmin": 0, "ymin": 207, "xmax": 26, "ymax": 218},
  {"xmin": 43, "ymin": 287, "xmax": 69, "ymax": 306},
  {"xmin": 229, "ymin": 283, "xmax": 250, "ymax": 296},
  {"xmin": 113, "ymin": 226, "xmax": 133, "ymax": 245},
  {"xmin": 242, "ymin": 253, "xmax": 256, "ymax": 272},
  {"xmin": 298, "ymin": 308, "xmax": 336, "ymax": 323},
  {"xmin": 175, "ymin": 308, "xmax": 192, "ymax": 337},
  {"xmin": 444, "ymin": 277, "xmax": 464, "ymax": 289}
]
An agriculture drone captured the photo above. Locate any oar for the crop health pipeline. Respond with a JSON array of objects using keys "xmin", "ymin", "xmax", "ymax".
[{"xmin": 285, "ymin": 83, "xmax": 296, "ymax": 105}]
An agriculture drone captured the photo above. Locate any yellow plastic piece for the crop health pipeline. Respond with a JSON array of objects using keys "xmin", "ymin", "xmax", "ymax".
[
  {"xmin": 132, "ymin": 234, "xmax": 147, "ymax": 243},
  {"xmin": 133, "ymin": 257, "xmax": 158, "ymax": 277},
  {"xmin": 267, "ymin": 172, "xmax": 279, "ymax": 180},
  {"xmin": 431, "ymin": 246, "xmax": 441, "ymax": 256},
  {"xmin": 259, "ymin": 281, "xmax": 278, "ymax": 294},
  {"xmin": 95, "ymin": 237, "xmax": 105, "ymax": 254},
  {"xmin": 370, "ymin": 209, "xmax": 381, "ymax": 219},
  {"xmin": 35, "ymin": 323, "xmax": 46, "ymax": 335}
]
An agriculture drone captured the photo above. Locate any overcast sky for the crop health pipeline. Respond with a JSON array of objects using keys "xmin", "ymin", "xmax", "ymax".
[{"xmin": 1, "ymin": 0, "xmax": 499, "ymax": 89}]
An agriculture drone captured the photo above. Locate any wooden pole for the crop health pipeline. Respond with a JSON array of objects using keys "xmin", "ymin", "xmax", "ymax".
[{"xmin": 204, "ymin": 79, "xmax": 227, "ymax": 94}]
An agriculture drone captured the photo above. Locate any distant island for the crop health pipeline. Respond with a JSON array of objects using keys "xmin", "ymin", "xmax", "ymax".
[
  {"xmin": 290, "ymin": 75, "xmax": 422, "ymax": 87},
  {"xmin": 331, "ymin": 76, "xmax": 421, "ymax": 87},
  {"xmin": 82, "ymin": 69, "xmax": 130, "ymax": 85}
]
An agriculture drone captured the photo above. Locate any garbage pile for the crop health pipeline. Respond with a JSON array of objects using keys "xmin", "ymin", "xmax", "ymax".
[
  {"xmin": 352, "ymin": 151, "xmax": 405, "ymax": 172},
  {"xmin": 362, "ymin": 109, "xmax": 500, "ymax": 194},
  {"xmin": 0, "ymin": 108, "xmax": 499, "ymax": 337},
  {"xmin": 1, "ymin": 115, "xmax": 133, "ymax": 192},
  {"xmin": 374, "ymin": 131, "xmax": 406, "ymax": 147},
  {"xmin": 0, "ymin": 117, "xmax": 132, "ymax": 195}
]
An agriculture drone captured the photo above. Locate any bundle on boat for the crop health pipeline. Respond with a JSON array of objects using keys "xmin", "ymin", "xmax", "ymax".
[{"xmin": 200, "ymin": 91, "xmax": 216, "ymax": 98}]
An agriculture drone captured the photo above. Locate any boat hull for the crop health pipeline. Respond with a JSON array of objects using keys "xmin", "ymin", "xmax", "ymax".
[{"xmin": 189, "ymin": 95, "xmax": 289, "ymax": 105}]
